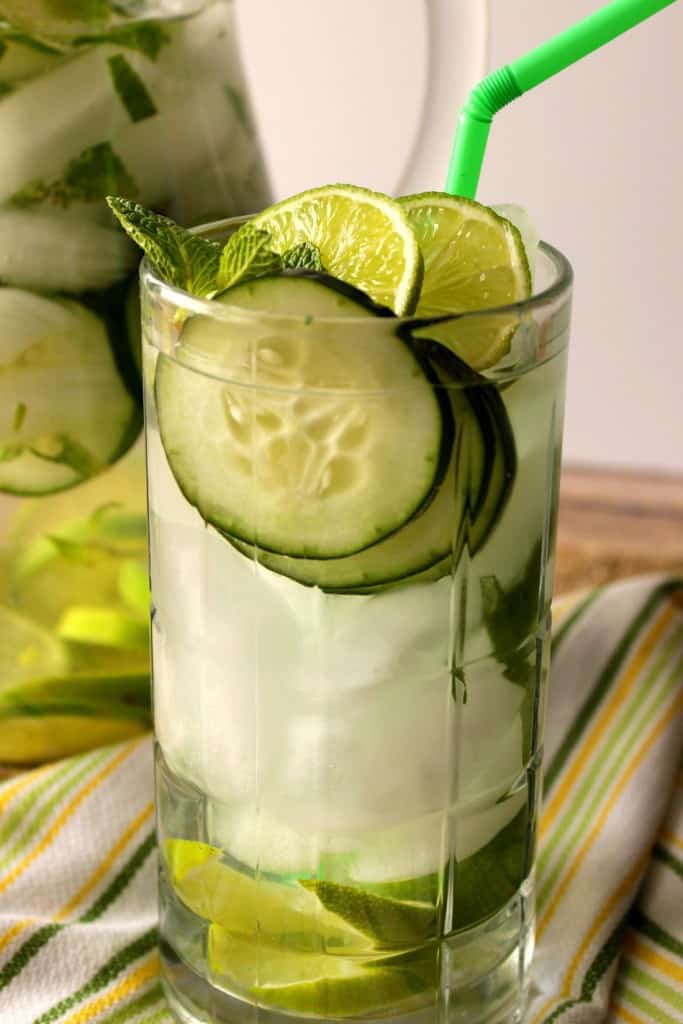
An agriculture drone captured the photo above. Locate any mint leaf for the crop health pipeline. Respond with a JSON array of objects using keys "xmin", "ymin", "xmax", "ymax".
[
  {"xmin": 282, "ymin": 242, "xmax": 324, "ymax": 271},
  {"xmin": 12, "ymin": 401, "xmax": 26, "ymax": 432},
  {"xmin": 107, "ymin": 53, "xmax": 156, "ymax": 122},
  {"xmin": 480, "ymin": 539, "xmax": 544, "ymax": 759},
  {"xmin": 62, "ymin": 142, "xmax": 137, "ymax": 199},
  {"xmin": 11, "ymin": 142, "xmax": 138, "ymax": 208},
  {"xmin": 216, "ymin": 224, "xmax": 281, "ymax": 291},
  {"xmin": 452, "ymin": 807, "xmax": 529, "ymax": 929},
  {"xmin": 74, "ymin": 21, "xmax": 168, "ymax": 60},
  {"xmin": 107, "ymin": 196, "xmax": 221, "ymax": 297},
  {"xmin": 480, "ymin": 537, "xmax": 542, "ymax": 678}
]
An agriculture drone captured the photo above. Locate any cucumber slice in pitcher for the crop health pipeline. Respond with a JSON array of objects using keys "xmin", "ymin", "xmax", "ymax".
[
  {"xmin": 155, "ymin": 271, "xmax": 452, "ymax": 560},
  {"xmin": 0, "ymin": 208, "xmax": 137, "ymax": 293},
  {"xmin": 0, "ymin": 287, "xmax": 141, "ymax": 495}
]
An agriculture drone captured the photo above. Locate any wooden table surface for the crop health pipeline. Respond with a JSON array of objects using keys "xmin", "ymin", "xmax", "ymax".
[{"xmin": 555, "ymin": 464, "xmax": 683, "ymax": 594}]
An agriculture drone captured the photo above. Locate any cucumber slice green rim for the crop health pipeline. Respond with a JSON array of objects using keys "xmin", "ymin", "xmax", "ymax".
[
  {"xmin": 415, "ymin": 339, "xmax": 517, "ymax": 556},
  {"xmin": 249, "ymin": 184, "xmax": 423, "ymax": 316},
  {"xmin": 155, "ymin": 271, "xmax": 453, "ymax": 560},
  {"xmin": 227, "ymin": 347, "xmax": 515, "ymax": 592},
  {"xmin": 399, "ymin": 192, "xmax": 531, "ymax": 370}
]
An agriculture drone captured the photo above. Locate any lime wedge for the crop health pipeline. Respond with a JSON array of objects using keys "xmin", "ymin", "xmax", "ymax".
[
  {"xmin": 249, "ymin": 184, "xmax": 423, "ymax": 315},
  {"xmin": 399, "ymin": 193, "xmax": 531, "ymax": 370},
  {"xmin": 0, "ymin": 713, "xmax": 147, "ymax": 763},
  {"xmin": 208, "ymin": 927, "xmax": 429, "ymax": 1019},
  {"xmin": 0, "ymin": 661, "xmax": 151, "ymax": 763},
  {"xmin": 0, "ymin": 604, "xmax": 67, "ymax": 689},
  {"xmin": 301, "ymin": 880, "xmax": 436, "ymax": 948},
  {"xmin": 163, "ymin": 839, "xmax": 371, "ymax": 953}
]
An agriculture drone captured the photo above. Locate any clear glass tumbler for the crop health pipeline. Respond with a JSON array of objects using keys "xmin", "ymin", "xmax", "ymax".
[{"xmin": 142, "ymin": 222, "xmax": 572, "ymax": 1024}]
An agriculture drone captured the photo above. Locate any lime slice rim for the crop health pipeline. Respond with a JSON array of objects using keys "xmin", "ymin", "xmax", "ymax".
[
  {"xmin": 142, "ymin": 200, "xmax": 572, "ymax": 325},
  {"xmin": 399, "ymin": 191, "xmax": 532, "ymax": 313}
]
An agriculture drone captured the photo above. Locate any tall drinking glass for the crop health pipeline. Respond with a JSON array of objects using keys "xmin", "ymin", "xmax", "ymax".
[{"xmin": 142, "ymin": 221, "xmax": 572, "ymax": 1024}]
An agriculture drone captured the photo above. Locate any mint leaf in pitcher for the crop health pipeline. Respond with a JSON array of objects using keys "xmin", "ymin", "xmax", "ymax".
[
  {"xmin": 107, "ymin": 197, "xmax": 221, "ymax": 298},
  {"xmin": 13, "ymin": 143, "xmax": 138, "ymax": 208},
  {"xmin": 107, "ymin": 54, "xmax": 157, "ymax": 123},
  {"xmin": 74, "ymin": 21, "xmax": 169, "ymax": 60}
]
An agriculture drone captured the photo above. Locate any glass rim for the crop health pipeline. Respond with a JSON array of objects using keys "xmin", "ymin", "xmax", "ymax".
[{"xmin": 140, "ymin": 214, "xmax": 573, "ymax": 326}]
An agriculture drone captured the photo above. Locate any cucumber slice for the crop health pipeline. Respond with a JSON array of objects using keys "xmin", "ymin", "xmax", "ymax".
[
  {"xmin": 426, "ymin": 343, "xmax": 516, "ymax": 556},
  {"xmin": 0, "ymin": 287, "xmax": 141, "ymax": 495},
  {"xmin": 0, "ymin": 208, "xmax": 136, "ymax": 292},
  {"xmin": 155, "ymin": 272, "xmax": 451, "ymax": 559},
  {"xmin": 231, "ymin": 352, "xmax": 515, "ymax": 592}
]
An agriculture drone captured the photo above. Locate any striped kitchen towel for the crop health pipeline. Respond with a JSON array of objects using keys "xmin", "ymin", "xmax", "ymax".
[{"xmin": 0, "ymin": 575, "xmax": 681, "ymax": 1024}]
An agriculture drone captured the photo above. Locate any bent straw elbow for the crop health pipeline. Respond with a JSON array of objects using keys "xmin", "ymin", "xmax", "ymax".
[
  {"xmin": 445, "ymin": 66, "xmax": 522, "ymax": 199},
  {"xmin": 466, "ymin": 66, "xmax": 523, "ymax": 122}
]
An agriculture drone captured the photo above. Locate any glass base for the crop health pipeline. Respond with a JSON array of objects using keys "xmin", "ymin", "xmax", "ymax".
[{"xmin": 160, "ymin": 879, "xmax": 535, "ymax": 1024}]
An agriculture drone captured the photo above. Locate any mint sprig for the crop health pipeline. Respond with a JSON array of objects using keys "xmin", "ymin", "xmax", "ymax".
[
  {"xmin": 216, "ymin": 224, "xmax": 281, "ymax": 292},
  {"xmin": 107, "ymin": 197, "xmax": 221, "ymax": 298},
  {"xmin": 282, "ymin": 241, "xmax": 325, "ymax": 271},
  {"xmin": 107, "ymin": 197, "xmax": 327, "ymax": 298}
]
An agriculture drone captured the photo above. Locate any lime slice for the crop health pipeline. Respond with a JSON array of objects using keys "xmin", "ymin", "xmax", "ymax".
[
  {"xmin": 0, "ymin": 604, "xmax": 67, "ymax": 689},
  {"xmin": 163, "ymin": 838, "xmax": 371, "ymax": 953},
  {"xmin": 208, "ymin": 927, "xmax": 429, "ymax": 1019},
  {"xmin": 249, "ymin": 184, "xmax": 423, "ymax": 315},
  {"xmin": 399, "ymin": 193, "xmax": 531, "ymax": 370},
  {"xmin": 56, "ymin": 606, "xmax": 149, "ymax": 650}
]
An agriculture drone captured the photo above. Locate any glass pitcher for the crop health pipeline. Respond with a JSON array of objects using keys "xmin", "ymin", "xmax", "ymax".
[{"xmin": 0, "ymin": 0, "xmax": 488, "ymax": 766}]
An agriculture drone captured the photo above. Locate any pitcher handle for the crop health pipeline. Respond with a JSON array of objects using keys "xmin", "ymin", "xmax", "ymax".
[{"xmin": 396, "ymin": 0, "xmax": 489, "ymax": 195}]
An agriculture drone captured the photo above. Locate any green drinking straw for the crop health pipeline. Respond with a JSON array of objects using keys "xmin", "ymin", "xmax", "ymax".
[{"xmin": 445, "ymin": 0, "xmax": 679, "ymax": 199}]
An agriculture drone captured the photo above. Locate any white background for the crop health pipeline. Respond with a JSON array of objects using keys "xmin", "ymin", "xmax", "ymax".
[{"xmin": 236, "ymin": 0, "xmax": 683, "ymax": 473}]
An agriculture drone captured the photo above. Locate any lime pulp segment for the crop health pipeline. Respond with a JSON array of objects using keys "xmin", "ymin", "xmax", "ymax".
[{"xmin": 249, "ymin": 184, "xmax": 423, "ymax": 315}]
